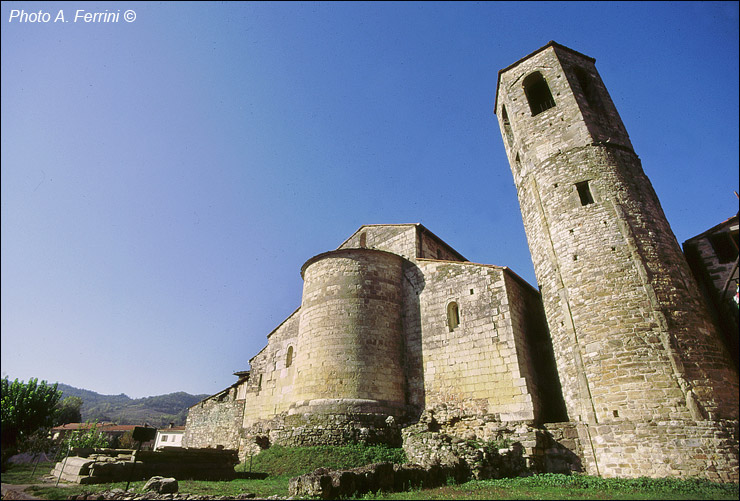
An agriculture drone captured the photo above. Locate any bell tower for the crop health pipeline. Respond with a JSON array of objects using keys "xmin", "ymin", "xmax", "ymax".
[{"xmin": 494, "ymin": 41, "xmax": 738, "ymax": 426}]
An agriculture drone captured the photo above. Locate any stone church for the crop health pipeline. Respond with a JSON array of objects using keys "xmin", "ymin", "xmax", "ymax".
[{"xmin": 184, "ymin": 42, "xmax": 739, "ymax": 482}]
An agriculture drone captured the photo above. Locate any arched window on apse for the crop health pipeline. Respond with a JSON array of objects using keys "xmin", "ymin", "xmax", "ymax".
[{"xmin": 286, "ymin": 346, "xmax": 294, "ymax": 368}]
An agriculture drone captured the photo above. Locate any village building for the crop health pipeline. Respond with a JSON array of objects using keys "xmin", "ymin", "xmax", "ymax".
[
  {"xmin": 683, "ymin": 213, "xmax": 739, "ymax": 368},
  {"xmin": 154, "ymin": 425, "xmax": 186, "ymax": 450}
]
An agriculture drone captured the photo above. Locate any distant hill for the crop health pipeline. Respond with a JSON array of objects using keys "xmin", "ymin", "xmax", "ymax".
[{"xmin": 57, "ymin": 383, "xmax": 209, "ymax": 427}]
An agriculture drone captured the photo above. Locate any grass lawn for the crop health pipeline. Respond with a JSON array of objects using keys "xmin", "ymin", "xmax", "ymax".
[
  {"xmin": 359, "ymin": 475, "xmax": 739, "ymax": 500},
  {"xmin": 3, "ymin": 448, "xmax": 738, "ymax": 500}
]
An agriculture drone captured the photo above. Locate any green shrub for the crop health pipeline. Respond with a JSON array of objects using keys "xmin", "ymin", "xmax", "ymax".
[{"xmin": 243, "ymin": 443, "xmax": 407, "ymax": 477}]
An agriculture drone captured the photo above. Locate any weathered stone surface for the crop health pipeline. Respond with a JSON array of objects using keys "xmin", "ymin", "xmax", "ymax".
[
  {"xmin": 183, "ymin": 394, "xmax": 244, "ymax": 452},
  {"xmin": 288, "ymin": 461, "xmax": 466, "ymax": 499},
  {"xmin": 51, "ymin": 448, "xmax": 238, "ymax": 484},
  {"xmin": 494, "ymin": 40, "xmax": 739, "ymax": 481},
  {"xmin": 67, "ymin": 490, "xmax": 259, "ymax": 500},
  {"xmin": 683, "ymin": 215, "xmax": 739, "ymax": 369},
  {"xmin": 143, "ymin": 476, "xmax": 178, "ymax": 494}
]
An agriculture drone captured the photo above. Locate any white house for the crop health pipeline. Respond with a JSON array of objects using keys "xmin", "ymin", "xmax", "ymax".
[{"xmin": 154, "ymin": 425, "xmax": 185, "ymax": 450}]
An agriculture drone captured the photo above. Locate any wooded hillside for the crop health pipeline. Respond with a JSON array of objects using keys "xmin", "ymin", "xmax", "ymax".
[{"xmin": 57, "ymin": 383, "xmax": 209, "ymax": 427}]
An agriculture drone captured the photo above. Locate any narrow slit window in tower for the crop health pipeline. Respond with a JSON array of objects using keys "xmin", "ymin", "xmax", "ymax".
[
  {"xmin": 576, "ymin": 181, "xmax": 595, "ymax": 206},
  {"xmin": 523, "ymin": 72, "xmax": 556, "ymax": 116},
  {"xmin": 286, "ymin": 346, "xmax": 294, "ymax": 368},
  {"xmin": 502, "ymin": 105, "xmax": 514, "ymax": 145},
  {"xmin": 447, "ymin": 302, "xmax": 460, "ymax": 332}
]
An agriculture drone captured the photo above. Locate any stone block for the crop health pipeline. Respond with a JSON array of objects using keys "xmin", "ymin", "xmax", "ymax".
[{"xmin": 142, "ymin": 476, "xmax": 179, "ymax": 494}]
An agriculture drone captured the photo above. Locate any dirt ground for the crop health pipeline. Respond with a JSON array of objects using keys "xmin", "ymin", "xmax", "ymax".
[{"xmin": 1, "ymin": 483, "xmax": 43, "ymax": 500}]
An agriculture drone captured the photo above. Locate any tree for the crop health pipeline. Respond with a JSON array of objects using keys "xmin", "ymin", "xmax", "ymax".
[
  {"xmin": 63, "ymin": 421, "xmax": 110, "ymax": 450},
  {"xmin": 17, "ymin": 427, "xmax": 56, "ymax": 458},
  {"xmin": 55, "ymin": 396, "xmax": 83, "ymax": 425},
  {"xmin": 117, "ymin": 430, "xmax": 137, "ymax": 449},
  {"xmin": 1, "ymin": 377, "xmax": 62, "ymax": 451}
]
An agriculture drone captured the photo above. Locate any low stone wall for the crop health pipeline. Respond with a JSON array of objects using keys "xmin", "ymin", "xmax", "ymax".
[
  {"xmin": 289, "ymin": 462, "xmax": 468, "ymax": 499},
  {"xmin": 50, "ymin": 447, "xmax": 239, "ymax": 484},
  {"xmin": 401, "ymin": 407, "xmax": 584, "ymax": 480},
  {"xmin": 241, "ymin": 411, "xmax": 403, "ymax": 459},
  {"xmin": 68, "ymin": 490, "xmax": 260, "ymax": 500},
  {"xmin": 400, "ymin": 406, "xmax": 739, "ymax": 483}
]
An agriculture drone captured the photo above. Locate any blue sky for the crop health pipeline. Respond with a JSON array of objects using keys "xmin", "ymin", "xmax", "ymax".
[{"xmin": 2, "ymin": 1, "xmax": 738, "ymax": 399}]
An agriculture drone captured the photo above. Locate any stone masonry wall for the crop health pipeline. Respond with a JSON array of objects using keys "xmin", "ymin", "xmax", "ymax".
[
  {"xmin": 241, "ymin": 310, "xmax": 300, "ymax": 428},
  {"xmin": 245, "ymin": 411, "xmax": 402, "ymax": 452},
  {"xmin": 400, "ymin": 259, "xmax": 426, "ymax": 415},
  {"xmin": 402, "ymin": 408, "xmax": 585, "ymax": 479},
  {"xmin": 51, "ymin": 448, "xmax": 238, "ymax": 484},
  {"xmin": 417, "ymin": 227, "xmax": 466, "ymax": 261},
  {"xmin": 416, "ymin": 260, "xmax": 543, "ymax": 422},
  {"xmin": 683, "ymin": 219, "xmax": 740, "ymax": 368},
  {"xmin": 684, "ymin": 224, "xmax": 739, "ymax": 303},
  {"xmin": 293, "ymin": 249, "xmax": 405, "ymax": 412},
  {"xmin": 504, "ymin": 271, "xmax": 568, "ymax": 423},
  {"xmin": 182, "ymin": 395, "xmax": 244, "ymax": 451},
  {"xmin": 578, "ymin": 419, "xmax": 739, "ymax": 482},
  {"xmin": 339, "ymin": 225, "xmax": 419, "ymax": 261},
  {"xmin": 496, "ymin": 42, "xmax": 739, "ymax": 425},
  {"xmin": 495, "ymin": 41, "xmax": 739, "ymax": 482},
  {"xmin": 338, "ymin": 224, "xmax": 466, "ymax": 263}
]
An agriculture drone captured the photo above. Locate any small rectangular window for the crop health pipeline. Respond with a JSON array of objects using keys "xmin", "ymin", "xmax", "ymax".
[{"xmin": 576, "ymin": 181, "xmax": 595, "ymax": 206}]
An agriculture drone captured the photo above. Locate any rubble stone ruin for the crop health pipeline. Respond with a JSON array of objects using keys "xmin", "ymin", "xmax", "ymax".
[{"xmin": 184, "ymin": 41, "xmax": 739, "ymax": 483}]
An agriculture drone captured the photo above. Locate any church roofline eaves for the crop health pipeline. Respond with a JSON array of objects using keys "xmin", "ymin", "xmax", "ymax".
[
  {"xmin": 417, "ymin": 258, "xmax": 495, "ymax": 267},
  {"xmin": 335, "ymin": 223, "xmax": 467, "ymax": 261},
  {"xmin": 416, "ymin": 258, "xmax": 539, "ymax": 293},
  {"xmin": 501, "ymin": 266, "xmax": 540, "ymax": 294},
  {"xmin": 264, "ymin": 307, "xmax": 301, "ymax": 341},
  {"xmin": 189, "ymin": 379, "xmax": 245, "ymax": 409},
  {"xmin": 335, "ymin": 223, "xmax": 419, "ymax": 250},
  {"xmin": 494, "ymin": 40, "xmax": 596, "ymax": 115},
  {"xmin": 415, "ymin": 224, "xmax": 467, "ymax": 261},
  {"xmin": 301, "ymin": 247, "xmax": 403, "ymax": 278},
  {"xmin": 683, "ymin": 213, "xmax": 739, "ymax": 244}
]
